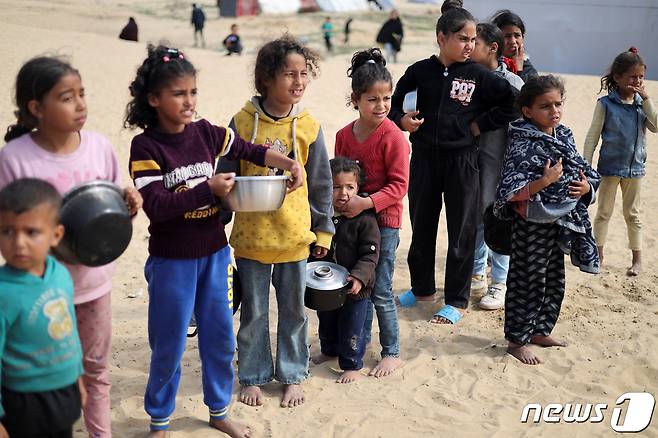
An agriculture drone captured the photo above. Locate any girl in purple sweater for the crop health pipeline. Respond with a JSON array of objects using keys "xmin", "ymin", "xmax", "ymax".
[{"xmin": 125, "ymin": 45, "xmax": 302, "ymax": 438}]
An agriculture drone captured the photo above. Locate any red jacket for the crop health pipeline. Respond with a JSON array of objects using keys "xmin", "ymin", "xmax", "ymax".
[{"xmin": 335, "ymin": 117, "xmax": 410, "ymax": 228}]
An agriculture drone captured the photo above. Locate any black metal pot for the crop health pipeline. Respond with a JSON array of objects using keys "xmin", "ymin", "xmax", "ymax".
[
  {"xmin": 53, "ymin": 181, "xmax": 133, "ymax": 267},
  {"xmin": 304, "ymin": 261, "xmax": 350, "ymax": 312}
]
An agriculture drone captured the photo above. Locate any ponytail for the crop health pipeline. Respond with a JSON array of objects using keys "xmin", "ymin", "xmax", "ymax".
[{"xmin": 346, "ymin": 48, "xmax": 392, "ymax": 106}]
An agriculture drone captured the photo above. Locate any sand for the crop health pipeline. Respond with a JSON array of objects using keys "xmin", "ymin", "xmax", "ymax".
[{"xmin": 1, "ymin": 1, "xmax": 657, "ymax": 436}]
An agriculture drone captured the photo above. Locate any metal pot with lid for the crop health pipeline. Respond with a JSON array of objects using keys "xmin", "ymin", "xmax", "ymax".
[{"xmin": 304, "ymin": 261, "xmax": 350, "ymax": 311}]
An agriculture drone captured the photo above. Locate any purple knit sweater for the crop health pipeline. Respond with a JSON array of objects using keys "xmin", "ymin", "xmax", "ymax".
[{"xmin": 129, "ymin": 119, "xmax": 267, "ymax": 258}]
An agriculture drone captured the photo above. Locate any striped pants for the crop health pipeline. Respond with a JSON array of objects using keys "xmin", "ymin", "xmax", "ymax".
[{"xmin": 504, "ymin": 217, "xmax": 565, "ymax": 346}]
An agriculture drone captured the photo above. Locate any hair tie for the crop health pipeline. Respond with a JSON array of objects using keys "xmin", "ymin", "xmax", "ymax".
[
  {"xmin": 366, "ymin": 59, "xmax": 376, "ymax": 64},
  {"xmin": 163, "ymin": 48, "xmax": 184, "ymax": 63},
  {"xmin": 629, "ymin": 47, "xmax": 638, "ymax": 54}
]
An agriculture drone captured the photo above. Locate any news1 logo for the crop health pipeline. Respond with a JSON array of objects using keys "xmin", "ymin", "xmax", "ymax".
[{"xmin": 520, "ymin": 392, "xmax": 655, "ymax": 432}]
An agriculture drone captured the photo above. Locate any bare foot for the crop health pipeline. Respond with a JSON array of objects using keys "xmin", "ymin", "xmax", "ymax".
[
  {"xmin": 530, "ymin": 335, "xmax": 567, "ymax": 347},
  {"xmin": 507, "ymin": 342, "xmax": 542, "ymax": 365},
  {"xmin": 627, "ymin": 250, "xmax": 641, "ymax": 276},
  {"xmin": 239, "ymin": 386, "xmax": 263, "ymax": 407},
  {"xmin": 336, "ymin": 370, "xmax": 362, "ymax": 383},
  {"xmin": 597, "ymin": 246, "xmax": 604, "ymax": 266},
  {"xmin": 209, "ymin": 418, "xmax": 251, "ymax": 438},
  {"xmin": 281, "ymin": 384, "xmax": 305, "ymax": 408},
  {"xmin": 311, "ymin": 352, "xmax": 335, "ymax": 365},
  {"xmin": 148, "ymin": 431, "xmax": 167, "ymax": 438},
  {"xmin": 369, "ymin": 356, "xmax": 402, "ymax": 378}
]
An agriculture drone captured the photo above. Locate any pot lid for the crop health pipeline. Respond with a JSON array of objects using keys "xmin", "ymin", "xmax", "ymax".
[{"xmin": 306, "ymin": 261, "xmax": 350, "ymax": 290}]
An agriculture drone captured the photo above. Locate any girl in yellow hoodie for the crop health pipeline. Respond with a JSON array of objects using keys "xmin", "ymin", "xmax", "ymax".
[{"xmin": 219, "ymin": 35, "xmax": 334, "ymax": 408}]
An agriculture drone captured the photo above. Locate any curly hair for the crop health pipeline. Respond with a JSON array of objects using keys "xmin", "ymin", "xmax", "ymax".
[
  {"xmin": 5, "ymin": 56, "xmax": 79, "ymax": 142},
  {"xmin": 599, "ymin": 47, "xmax": 646, "ymax": 94},
  {"xmin": 346, "ymin": 48, "xmax": 392, "ymax": 106},
  {"xmin": 124, "ymin": 45, "xmax": 196, "ymax": 129},
  {"xmin": 254, "ymin": 35, "xmax": 320, "ymax": 98},
  {"xmin": 330, "ymin": 156, "xmax": 366, "ymax": 188},
  {"xmin": 516, "ymin": 74, "xmax": 565, "ymax": 114}
]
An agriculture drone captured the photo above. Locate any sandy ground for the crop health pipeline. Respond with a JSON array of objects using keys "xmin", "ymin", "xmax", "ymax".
[{"xmin": 1, "ymin": 1, "xmax": 657, "ymax": 436}]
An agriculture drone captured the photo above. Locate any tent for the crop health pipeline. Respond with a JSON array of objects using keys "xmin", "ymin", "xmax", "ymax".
[
  {"xmin": 315, "ymin": 0, "xmax": 369, "ymax": 12},
  {"xmin": 259, "ymin": 0, "xmax": 301, "ymax": 14},
  {"xmin": 466, "ymin": 0, "xmax": 658, "ymax": 80},
  {"xmin": 219, "ymin": 0, "xmax": 260, "ymax": 17}
]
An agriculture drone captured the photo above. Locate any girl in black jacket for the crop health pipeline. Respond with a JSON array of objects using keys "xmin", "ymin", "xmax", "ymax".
[{"xmin": 390, "ymin": 8, "xmax": 518, "ymax": 324}]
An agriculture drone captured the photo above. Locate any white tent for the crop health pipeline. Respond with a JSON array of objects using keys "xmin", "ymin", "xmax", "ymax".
[
  {"xmin": 315, "ymin": 0, "xmax": 369, "ymax": 12},
  {"xmin": 258, "ymin": 0, "xmax": 300, "ymax": 14},
  {"xmin": 466, "ymin": 0, "xmax": 658, "ymax": 80}
]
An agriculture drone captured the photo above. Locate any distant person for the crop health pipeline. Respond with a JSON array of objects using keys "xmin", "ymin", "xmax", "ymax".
[
  {"xmin": 584, "ymin": 48, "xmax": 657, "ymax": 277},
  {"xmin": 191, "ymin": 3, "xmax": 206, "ymax": 48},
  {"xmin": 491, "ymin": 9, "xmax": 538, "ymax": 81},
  {"xmin": 223, "ymin": 23, "xmax": 243, "ymax": 55},
  {"xmin": 322, "ymin": 16, "xmax": 334, "ymax": 52},
  {"xmin": 344, "ymin": 17, "xmax": 353, "ymax": 44},
  {"xmin": 376, "ymin": 10, "xmax": 403, "ymax": 63},
  {"xmin": 119, "ymin": 17, "xmax": 138, "ymax": 42},
  {"xmin": 441, "ymin": 0, "xmax": 463, "ymax": 13}
]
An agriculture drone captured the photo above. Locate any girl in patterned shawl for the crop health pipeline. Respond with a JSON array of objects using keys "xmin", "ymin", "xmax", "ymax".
[{"xmin": 493, "ymin": 75, "xmax": 600, "ymax": 365}]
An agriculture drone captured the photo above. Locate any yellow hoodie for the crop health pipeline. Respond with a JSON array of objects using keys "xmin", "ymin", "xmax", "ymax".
[{"xmin": 221, "ymin": 98, "xmax": 334, "ymax": 263}]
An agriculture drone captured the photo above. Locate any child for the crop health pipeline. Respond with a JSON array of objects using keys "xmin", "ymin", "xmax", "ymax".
[
  {"xmin": 223, "ymin": 24, "xmax": 243, "ymax": 56},
  {"xmin": 0, "ymin": 179, "xmax": 83, "ymax": 438},
  {"xmin": 389, "ymin": 8, "xmax": 517, "ymax": 324},
  {"xmin": 0, "ymin": 55, "xmax": 142, "ymax": 438},
  {"xmin": 469, "ymin": 23, "xmax": 524, "ymax": 310},
  {"xmin": 493, "ymin": 75, "xmax": 600, "ymax": 365},
  {"xmin": 491, "ymin": 9, "xmax": 538, "ymax": 81},
  {"xmin": 583, "ymin": 48, "xmax": 657, "ymax": 276},
  {"xmin": 322, "ymin": 17, "xmax": 334, "ymax": 52},
  {"xmin": 218, "ymin": 35, "xmax": 334, "ymax": 408},
  {"xmin": 334, "ymin": 48, "xmax": 408, "ymax": 376},
  {"xmin": 125, "ymin": 45, "xmax": 302, "ymax": 436},
  {"xmin": 311, "ymin": 157, "xmax": 380, "ymax": 383}
]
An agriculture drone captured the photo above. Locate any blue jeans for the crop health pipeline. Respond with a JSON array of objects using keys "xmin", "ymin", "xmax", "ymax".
[
  {"xmin": 144, "ymin": 246, "xmax": 234, "ymax": 431},
  {"xmin": 317, "ymin": 298, "xmax": 368, "ymax": 371},
  {"xmin": 363, "ymin": 227, "xmax": 401, "ymax": 358},
  {"xmin": 235, "ymin": 258, "xmax": 309, "ymax": 386},
  {"xmin": 473, "ymin": 223, "xmax": 509, "ymax": 284}
]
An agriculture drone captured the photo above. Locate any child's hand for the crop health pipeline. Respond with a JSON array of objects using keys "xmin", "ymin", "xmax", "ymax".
[
  {"xmin": 400, "ymin": 111, "xmax": 424, "ymax": 133},
  {"xmin": 347, "ymin": 276, "xmax": 363, "ymax": 295},
  {"xmin": 542, "ymin": 158, "xmax": 563, "ymax": 185},
  {"xmin": 569, "ymin": 170, "xmax": 590, "ymax": 198},
  {"xmin": 312, "ymin": 245, "xmax": 328, "ymax": 258},
  {"xmin": 514, "ymin": 43, "xmax": 525, "ymax": 71},
  {"xmin": 79, "ymin": 377, "xmax": 88, "ymax": 409},
  {"xmin": 123, "ymin": 186, "xmax": 143, "ymax": 217},
  {"xmin": 631, "ymin": 82, "xmax": 649, "ymax": 100},
  {"xmin": 469, "ymin": 120, "xmax": 480, "ymax": 138},
  {"xmin": 208, "ymin": 173, "xmax": 236, "ymax": 197},
  {"xmin": 0, "ymin": 423, "xmax": 8, "ymax": 438},
  {"xmin": 339, "ymin": 196, "xmax": 373, "ymax": 219},
  {"xmin": 287, "ymin": 161, "xmax": 304, "ymax": 192}
]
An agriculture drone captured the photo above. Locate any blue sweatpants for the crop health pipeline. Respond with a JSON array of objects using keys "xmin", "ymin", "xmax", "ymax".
[{"xmin": 144, "ymin": 246, "xmax": 235, "ymax": 431}]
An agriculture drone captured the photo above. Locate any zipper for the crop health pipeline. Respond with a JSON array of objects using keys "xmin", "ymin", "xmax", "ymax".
[{"xmin": 628, "ymin": 107, "xmax": 639, "ymax": 176}]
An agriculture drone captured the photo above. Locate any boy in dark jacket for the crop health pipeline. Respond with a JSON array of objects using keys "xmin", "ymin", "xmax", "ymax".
[{"xmin": 312, "ymin": 158, "xmax": 380, "ymax": 383}]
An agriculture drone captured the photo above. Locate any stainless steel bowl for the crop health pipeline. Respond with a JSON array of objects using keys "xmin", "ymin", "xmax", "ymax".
[{"xmin": 220, "ymin": 175, "xmax": 289, "ymax": 212}]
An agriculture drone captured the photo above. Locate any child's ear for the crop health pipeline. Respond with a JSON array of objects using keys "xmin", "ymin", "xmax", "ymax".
[
  {"xmin": 147, "ymin": 92, "xmax": 160, "ymax": 108},
  {"xmin": 51, "ymin": 223, "xmax": 65, "ymax": 247},
  {"xmin": 27, "ymin": 99, "xmax": 42, "ymax": 120},
  {"xmin": 350, "ymin": 92, "xmax": 358, "ymax": 108},
  {"xmin": 491, "ymin": 42, "xmax": 498, "ymax": 53},
  {"xmin": 521, "ymin": 106, "xmax": 532, "ymax": 119},
  {"xmin": 436, "ymin": 32, "xmax": 445, "ymax": 47}
]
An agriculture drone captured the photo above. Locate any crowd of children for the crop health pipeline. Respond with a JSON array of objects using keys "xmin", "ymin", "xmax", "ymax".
[{"xmin": 0, "ymin": 3, "xmax": 654, "ymax": 437}]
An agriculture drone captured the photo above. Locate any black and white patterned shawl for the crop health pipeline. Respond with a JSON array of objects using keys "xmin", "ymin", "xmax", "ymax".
[{"xmin": 494, "ymin": 119, "xmax": 601, "ymax": 273}]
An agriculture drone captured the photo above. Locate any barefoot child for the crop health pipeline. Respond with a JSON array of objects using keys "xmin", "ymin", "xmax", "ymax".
[
  {"xmin": 125, "ymin": 45, "xmax": 302, "ymax": 436},
  {"xmin": 469, "ymin": 23, "xmax": 524, "ymax": 310},
  {"xmin": 218, "ymin": 35, "xmax": 334, "ymax": 408},
  {"xmin": 312, "ymin": 157, "xmax": 380, "ymax": 383},
  {"xmin": 0, "ymin": 56, "xmax": 142, "ymax": 438},
  {"xmin": 0, "ymin": 179, "xmax": 84, "ymax": 438},
  {"xmin": 493, "ymin": 75, "xmax": 600, "ymax": 365},
  {"xmin": 583, "ymin": 48, "xmax": 657, "ymax": 276},
  {"xmin": 334, "ymin": 48, "xmax": 408, "ymax": 376},
  {"xmin": 389, "ymin": 8, "xmax": 517, "ymax": 324}
]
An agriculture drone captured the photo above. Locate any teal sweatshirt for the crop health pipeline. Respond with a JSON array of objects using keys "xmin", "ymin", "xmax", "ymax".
[{"xmin": 0, "ymin": 256, "xmax": 83, "ymax": 417}]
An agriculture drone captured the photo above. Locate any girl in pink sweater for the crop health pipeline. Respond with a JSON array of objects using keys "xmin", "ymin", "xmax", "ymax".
[
  {"xmin": 0, "ymin": 56, "xmax": 142, "ymax": 438},
  {"xmin": 334, "ymin": 48, "xmax": 409, "ymax": 377}
]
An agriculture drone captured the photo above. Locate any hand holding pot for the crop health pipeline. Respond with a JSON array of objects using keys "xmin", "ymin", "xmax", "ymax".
[
  {"xmin": 312, "ymin": 245, "xmax": 328, "ymax": 258},
  {"xmin": 287, "ymin": 160, "xmax": 304, "ymax": 192},
  {"xmin": 208, "ymin": 172, "xmax": 236, "ymax": 197},
  {"xmin": 347, "ymin": 276, "xmax": 363, "ymax": 295},
  {"xmin": 123, "ymin": 186, "xmax": 143, "ymax": 216}
]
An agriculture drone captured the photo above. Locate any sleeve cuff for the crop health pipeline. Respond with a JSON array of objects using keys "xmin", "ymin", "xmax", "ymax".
[
  {"xmin": 314, "ymin": 231, "xmax": 333, "ymax": 249},
  {"xmin": 195, "ymin": 181, "xmax": 216, "ymax": 206},
  {"xmin": 509, "ymin": 185, "xmax": 531, "ymax": 202}
]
